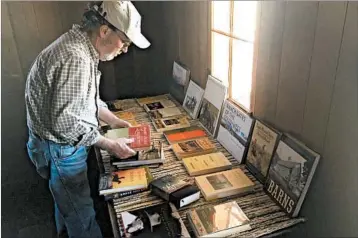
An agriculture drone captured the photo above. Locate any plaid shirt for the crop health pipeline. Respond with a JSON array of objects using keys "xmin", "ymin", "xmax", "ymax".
[{"xmin": 25, "ymin": 24, "xmax": 108, "ymax": 146}]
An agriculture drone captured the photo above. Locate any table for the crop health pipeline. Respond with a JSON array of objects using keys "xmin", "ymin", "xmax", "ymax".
[{"xmin": 96, "ymin": 95, "xmax": 306, "ymax": 238}]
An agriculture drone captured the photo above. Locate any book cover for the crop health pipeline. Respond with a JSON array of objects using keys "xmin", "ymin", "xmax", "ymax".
[
  {"xmin": 246, "ymin": 120, "xmax": 280, "ymax": 183},
  {"xmin": 183, "ymin": 80, "xmax": 205, "ymax": 119},
  {"xmin": 173, "ymin": 61, "xmax": 190, "ymax": 86},
  {"xmin": 143, "ymin": 99, "xmax": 176, "ymax": 112},
  {"xmin": 187, "ymin": 201, "xmax": 251, "ymax": 237},
  {"xmin": 152, "ymin": 115, "xmax": 190, "ymax": 132},
  {"xmin": 183, "ymin": 152, "xmax": 232, "ymax": 176},
  {"xmin": 104, "ymin": 124, "xmax": 151, "ymax": 151},
  {"xmin": 148, "ymin": 107, "xmax": 183, "ymax": 119},
  {"xmin": 218, "ymin": 100, "xmax": 254, "ymax": 145},
  {"xmin": 150, "ymin": 175, "xmax": 191, "ymax": 201},
  {"xmin": 198, "ymin": 75, "xmax": 228, "ymax": 136},
  {"xmin": 163, "ymin": 126, "xmax": 207, "ymax": 144},
  {"xmin": 100, "ymin": 111, "xmax": 138, "ymax": 127},
  {"xmin": 195, "ymin": 168, "xmax": 255, "ymax": 201},
  {"xmin": 172, "ymin": 137, "xmax": 216, "ymax": 159},
  {"xmin": 265, "ymin": 134, "xmax": 320, "ymax": 217},
  {"xmin": 99, "ymin": 167, "xmax": 152, "ymax": 195},
  {"xmin": 217, "ymin": 127, "xmax": 246, "ymax": 164},
  {"xmin": 136, "ymin": 94, "xmax": 169, "ymax": 106},
  {"xmin": 113, "ymin": 142, "xmax": 165, "ymax": 168}
]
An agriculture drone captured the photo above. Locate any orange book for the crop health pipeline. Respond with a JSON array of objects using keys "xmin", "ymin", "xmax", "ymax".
[{"xmin": 163, "ymin": 126, "xmax": 207, "ymax": 144}]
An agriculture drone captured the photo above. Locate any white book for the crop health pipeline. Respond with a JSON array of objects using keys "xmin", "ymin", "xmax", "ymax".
[
  {"xmin": 198, "ymin": 75, "xmax": 227, "ymax": 136},
  {"xmin": 183, "ymin": 80, "xmax": 204, "ymax": 119},
  {"xmin": 173, "ymin": 61, "xmax": 190, "ymax": 86},
  {"xmin": 217, "ymin": 126, "xmax": 246, "ymax": 163}
]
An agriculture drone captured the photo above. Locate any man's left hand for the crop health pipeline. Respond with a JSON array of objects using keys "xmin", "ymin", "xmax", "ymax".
[{"xmin": 110, "ymin": 119, "xmax": 132, "ymax": 129}]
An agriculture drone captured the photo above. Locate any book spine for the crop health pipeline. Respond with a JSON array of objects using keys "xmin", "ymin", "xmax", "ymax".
[{"xmin": 104, "ymin": 189, "xmax": 147, "ymax": 201}]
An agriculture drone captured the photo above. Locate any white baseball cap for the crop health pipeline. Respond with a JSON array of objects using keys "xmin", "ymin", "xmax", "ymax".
[{"xmin": 94, "ymin": 1, "xmax": 150, "ymax": 49}]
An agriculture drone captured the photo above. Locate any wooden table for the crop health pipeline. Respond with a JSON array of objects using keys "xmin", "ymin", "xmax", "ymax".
[{"xmin": 96, "ymin": 95, "xmax": 305, "ymax": 238}]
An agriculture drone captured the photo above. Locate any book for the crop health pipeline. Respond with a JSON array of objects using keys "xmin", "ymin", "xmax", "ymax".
[
  {"xmin": 173, "ymin": 61, "xmax": 190, "ymax": 86},
  {"xmin": 104, "ymin": 188, "xmax": 147, "ymax": 201},
  {"xmin": 217, "ymin": 100, "xmax": 254, "ymax": 164},
  {"xmin": 136, "ymin": 94, "xmax": 170, "ymax": 106},
  {"xmin": 187, "ymin": 201, "xmax": 251, "ymax": 237},
  {"xmin": 195, "ymin": 168, "xmax": 255, "ymax": 201},
  {"xmin": 104, "ymin": 124, "xmax": 151, "ymax": 151},
  {"xmin": 246, "ymin": 120, "xmax": 280, "ymax": 183},
  {"xmin": 152, "ymin": 115, "xmax": 191, "ymax": 132},
  {"xmin": 99, "ymin": 167, "xmax": 153, "ymax": 195},
  {"xmin": 183, "ymin": 80, "xmax": 204, "ymax": 119},
  {"xmin": 143, "ymin": 99, "xmax": 176, "ymax": 112},
  {"xmin": 198, "ymin": 75, "xmax": 227, "ymax": 136},
  {"xmin": 182, "ymin": 152, "xmax": 232, "ymax": 176},
  {"xmin": 265, "ymin": 134, "xmax": 320, "ymax": 217},
  {"xmin": 148, "ymin": 107, "xmax": 183, "ymax": 119},
  {"xmin": 172, "ymin": 138, "xmax": 216, "ymax": 160},
  {"xmin": 112, "ymin": 142, "xmax": 165, "ymax": 168},
  {"xmin": 150, "ymin": 175, "xmax": 200, "ymax": 208},
  {"xmin": 100, "ymin": 111, "xmax": 138, "ymax": 127},
  {"xmin": 163, "ymin": 126, "xmax": 207, "ymax": 144}
]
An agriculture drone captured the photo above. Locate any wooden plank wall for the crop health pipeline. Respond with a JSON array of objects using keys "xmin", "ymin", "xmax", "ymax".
[{"xmin": 162, "ymin": 1, "xmax": 358, "ymax": 237}]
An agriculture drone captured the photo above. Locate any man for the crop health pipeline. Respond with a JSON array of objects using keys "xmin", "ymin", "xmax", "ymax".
[{"xmin": 25, "ymin": 1, "xmax": 150, "ymax": 237}]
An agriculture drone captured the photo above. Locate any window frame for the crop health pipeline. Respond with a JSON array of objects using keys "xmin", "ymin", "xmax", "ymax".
[{"xmin": 209, "ymin": 1, "xmax": 260, "ymax": 113}]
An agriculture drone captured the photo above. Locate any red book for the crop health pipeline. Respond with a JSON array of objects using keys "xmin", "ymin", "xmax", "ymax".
[{"xmin": 105, "ymin": 124, "xmax": 151, "ymax": 151}]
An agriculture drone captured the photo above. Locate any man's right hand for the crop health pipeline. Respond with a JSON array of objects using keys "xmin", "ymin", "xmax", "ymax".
[{"xmin": 95, "ymin": 136, "xmax": 136, "ymax": 159}]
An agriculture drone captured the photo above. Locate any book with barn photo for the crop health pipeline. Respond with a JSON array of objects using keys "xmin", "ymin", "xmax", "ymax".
[{"xmin": 265, "ymin": 134, "xmax": 320, "ymax": 217}]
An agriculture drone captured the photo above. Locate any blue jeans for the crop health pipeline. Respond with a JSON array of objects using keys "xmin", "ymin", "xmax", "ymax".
[{"xmin": 26, "ymin": 130, "xmax": 102, "ymax": 238}]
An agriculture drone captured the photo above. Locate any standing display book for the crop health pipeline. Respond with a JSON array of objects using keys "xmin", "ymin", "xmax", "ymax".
[
  {"xmin": 183, "ymin": 80, "xmax": 204, "ymax": 119},
  {"xmin": 217, "ymin": 100, "xmax": 254, "ymax": 164},
  {"xmin": 171, "ymin": 138, "xmax": 216, "ymax": 160},
  {"xmin": 195, "ymin": 168, "xmax": 255, "ymax": 201},
  {"xmin": 104, "ymin": 124, "xmax": 151, "ymax": 151},
  {"xmin": 172, "ymin": 61, "xmax": 191, "ymax": 87},
  {"xmin": 198, "ymin": 75, "xmax": 228, "ymax": 136},
  {"xmin": 246, "ymin": 120, "xmax": 281, "ymax": 183},
  {"xmin": 163, "ymin": 126, "xmax": 208, "ymax": 144},
  {"xmin": 187, "ymin": 201, "xmax": 251, "ymax": 237},
  {"xmin": 265, "ymin": 134, "xmax": 320, "ymax": 217}
]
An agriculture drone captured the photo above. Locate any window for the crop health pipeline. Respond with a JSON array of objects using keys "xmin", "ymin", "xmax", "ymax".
[{"xmin": 211, "ymin": 1, "xmax": 258, "ymax": 112}]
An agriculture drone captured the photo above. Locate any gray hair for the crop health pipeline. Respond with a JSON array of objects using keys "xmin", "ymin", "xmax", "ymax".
[{"xmin": 80, "ymin": 1, "xmax": 117, "ymax": 35}]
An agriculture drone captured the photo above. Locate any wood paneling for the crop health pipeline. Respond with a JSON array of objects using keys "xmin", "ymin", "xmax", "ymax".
[
  {"xmin": 254, "ymin": 2, "xmax": 285, "ymax": 124},
  {"xmin": 301, "ymin": 2, "xmax": 347, "ymax": 152},
  {"xmin": 319, "ymin": 2, "xmax": 358, "ymax": 235},
  {"xmin": 275, "ymin": 2, "xmax": 318, "ymax": 135},
  {"xmin": 1, "ymin": 2, "xmax": 23, "ymax": 78}
]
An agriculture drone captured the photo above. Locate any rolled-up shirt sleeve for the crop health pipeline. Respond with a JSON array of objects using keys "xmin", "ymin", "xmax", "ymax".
[
  {"xmin": 98, "ymin": 98, "xmax": 108, "ymax": 109},
  {"xmin": 50, "ymin": 55, "xmax": 100, "ymax": 146}
]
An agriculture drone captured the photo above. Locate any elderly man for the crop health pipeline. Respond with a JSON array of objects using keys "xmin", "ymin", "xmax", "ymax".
[{"xmin": 25, "ymin": 1, "xmax": 150, "ymax": 237}]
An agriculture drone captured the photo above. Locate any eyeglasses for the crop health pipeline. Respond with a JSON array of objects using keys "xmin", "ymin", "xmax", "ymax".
[{"xmin": 115, "ymin": 30, "xmax": 132, "ymax": 47}]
